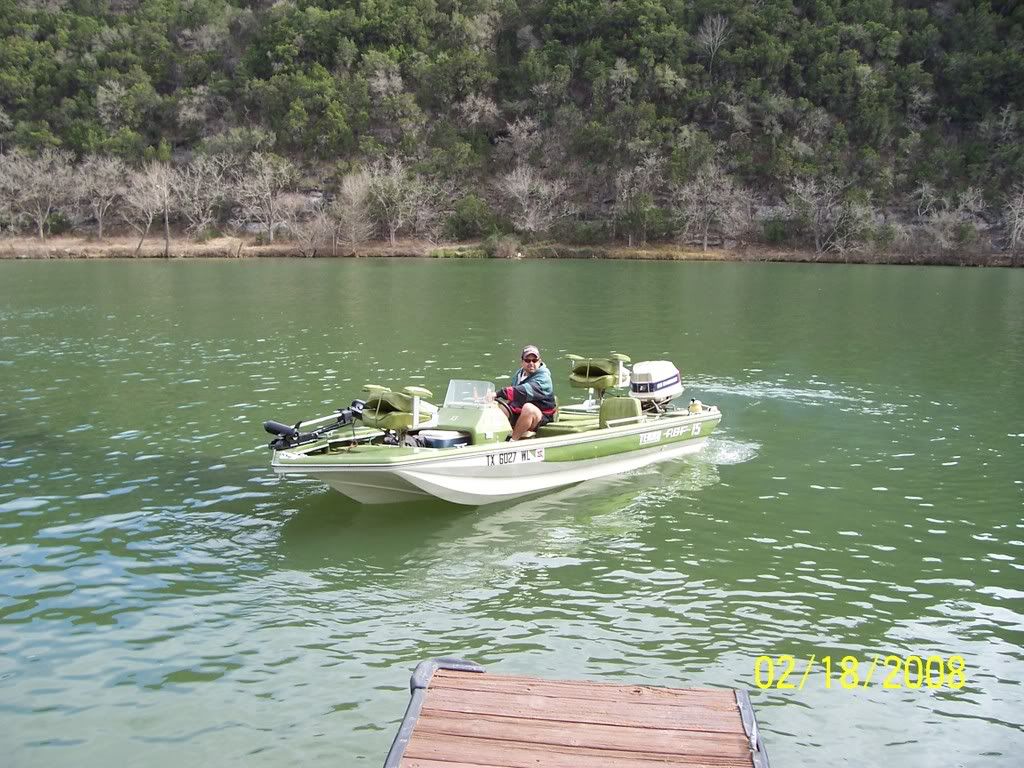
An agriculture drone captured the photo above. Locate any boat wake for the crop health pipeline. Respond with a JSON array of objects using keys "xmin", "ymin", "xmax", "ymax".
[
  {"xmin": 700, "ymin": 437, "xmax": 760, "ymax": 466},
  {"xmin": 690, "ymin": 375, "xmax": 902, "ymax": 416}
]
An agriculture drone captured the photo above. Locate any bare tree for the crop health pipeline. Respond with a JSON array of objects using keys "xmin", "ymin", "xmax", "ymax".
[
  {"xmin": 285, "ymin": 196, "xmax": 332, "ymax": 257},
  {"xmin": 788, "ymin": 176, "xmax": 844, "ymax": 255},
  {"xmin": 921, "ymin": 186, "xmax": 987, "ymax": 252},
  {"xmin": 497, "ymin": 164, "xmax": 574, "ymax": 235},
  {"xmin": 614, "ymin": 155, "xmax": 663, "ymax": 246},
  {"xmin": 0, "ymin": 153, "xmax": 17, "ymax": 233},
  {"xmin": 0, "ymin": 107, "xmax": 12, "ymax": 154},
  {"xmin": 671, "ymin": 162, "xmax": 750, "ymax": 251},
  {"xmin": 330, "ymin": 170, "xmax": 374, "ymax": 255},
  {"xmin": 367, "ymin": 156, "xmax": 422, "ymax": 245},
  {"xmin": 22, "ymin": 1, "xmax": 71, "ymax": 13},
  {"xmin": 494, "ymin": 117, "xmax": 541, "ymax": 166},
  {"xmin": 495, "ymin": 166, "xmax": 577, "ymax": 239},
  {"xmin": 232, "ymin": 152, "xmax": 296, "ymax": 243},
  {"xmin": 77, "ymin": 155, "xmax": 127, "ymax": 239},
  {"xmin": 365, "ymin": 53, "xmax": 404, "ymax": 102},
  {"xmin": 408, "ymin": 177, "xmax": 444, "ymax": 242},
  {"xmin": 1004, "ymin": 184, "xmax": 1024, "ymax": 260},
  {"xmin": 120, "ymin": 172, "xmax": 158, "ymax": 255},
  {"xmin": 173, "ymin": 154, "xmax": 230, "ymax": 237},
  {"xmin": 95, "ymin": 81, "xmax": 131, "ymax": 132},
  {"xmin": 456, "ymin": 93, "xmax": 501, "ymax": 130},
  {"xmin": 787, "ymin": 175, "xmax": 873, "ymax": 256},
  {"xmin": 696, "ymin": 14, "xmax": 730, "ymax": 75},
  {"xmin": 151, "ymin": 163, "xmax": 176, "ymax": 257},
  {"xmin": 906, "ymin": 86, "xmax": 934, "ymax": 132},
  {"xmin": 608, "ymin": 58, "xmax": 639, "ymax": 104},
  {"xmin": 912, "ymin": 181, "xmax": 939, "ymax": 219},
  {"xmin": 121, "ymin": 163, "xmax": 176, "ymax": 256},
  {"xmin": 0, "ymin": 148, "xmax": 74, "ymax": 240}
]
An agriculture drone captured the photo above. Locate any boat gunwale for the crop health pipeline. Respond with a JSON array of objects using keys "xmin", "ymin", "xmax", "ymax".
[{"xmin": 271, "ymin": 409, "xmax": 721, "ymax": 471}]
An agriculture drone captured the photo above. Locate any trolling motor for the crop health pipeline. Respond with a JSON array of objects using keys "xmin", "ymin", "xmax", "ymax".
[{"xmin": 264, "ymin": 399, "xmax": 365, "ymax": 450}]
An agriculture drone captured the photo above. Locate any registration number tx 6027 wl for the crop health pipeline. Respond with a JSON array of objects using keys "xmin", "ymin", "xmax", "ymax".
[{"xmin": 487, "ymin": 447, "xmax": 545, "ymax": 467}]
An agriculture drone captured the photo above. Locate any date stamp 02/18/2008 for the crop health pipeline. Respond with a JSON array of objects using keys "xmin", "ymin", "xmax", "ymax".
[{"xmin": 753, "ymin": 654, "xmax": 968, "ymax": 691}]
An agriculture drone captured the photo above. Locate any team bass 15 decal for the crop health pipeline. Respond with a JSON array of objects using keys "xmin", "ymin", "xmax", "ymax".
[{"xmin": 639, "ymin": 422, "xmax": 703, "ymax": 446}]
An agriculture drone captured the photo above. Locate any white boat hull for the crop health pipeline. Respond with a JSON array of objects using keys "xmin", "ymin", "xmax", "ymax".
[{"xmin": 279, "ymin": 436, "xmax": 710, "ymax": 506}]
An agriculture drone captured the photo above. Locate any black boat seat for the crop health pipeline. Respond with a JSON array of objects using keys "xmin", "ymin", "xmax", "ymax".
[{"xmin": 360, "ymin": 385, "xmax": 436, "ymax": 431}]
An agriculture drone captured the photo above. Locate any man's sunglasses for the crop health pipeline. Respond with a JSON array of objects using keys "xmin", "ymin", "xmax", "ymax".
[{"xmin": 522, "ymin": 356, "xmax": 540, "ymax": 363}]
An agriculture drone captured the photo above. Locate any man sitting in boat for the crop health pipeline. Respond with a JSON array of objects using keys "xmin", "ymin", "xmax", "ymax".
[{"xmin": 488, "ymin": 344, "xmax": 557, "ymax": 440}]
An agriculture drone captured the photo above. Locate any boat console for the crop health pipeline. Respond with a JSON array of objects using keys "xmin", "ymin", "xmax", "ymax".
[{"xmin": 432, "ymin": 380, "xmax": 511, "ymax": 444}]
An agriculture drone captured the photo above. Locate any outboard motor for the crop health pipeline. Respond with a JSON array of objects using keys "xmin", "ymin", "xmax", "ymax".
[{"xmin": 630, "ymin": 361, "xmax": 684, "ymax": 412}]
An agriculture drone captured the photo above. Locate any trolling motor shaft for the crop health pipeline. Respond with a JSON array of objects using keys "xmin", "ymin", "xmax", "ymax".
[{"xmin": 264, "ymin": 400, "xmax": 365, "ymax": 450}]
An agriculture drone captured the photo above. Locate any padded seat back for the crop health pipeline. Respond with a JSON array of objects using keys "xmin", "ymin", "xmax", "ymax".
[
  {"xmin": 361, "ymin": 390, "xmax": 436, "ymax": 431},
  {"xmin": 569, "ymin": 358, "xmax": 618, "ymax": 390},
  {"xmin": 599, "ymin": 397, "xmax": 643, "ymax": 429}
]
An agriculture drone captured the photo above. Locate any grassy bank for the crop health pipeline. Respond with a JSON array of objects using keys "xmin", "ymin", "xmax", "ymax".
[{"xmin": 1, "ymin": 235, "xmax": 1019, "ymax": 267}]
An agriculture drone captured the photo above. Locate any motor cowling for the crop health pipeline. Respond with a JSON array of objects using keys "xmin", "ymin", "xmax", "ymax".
[{"xmin": 629, "ymin": 361, "xmax": 684, "ymax": 403}]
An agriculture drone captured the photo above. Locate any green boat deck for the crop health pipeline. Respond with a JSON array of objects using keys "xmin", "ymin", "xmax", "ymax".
[{"xmin": 535, "ymin": 412, "xmax": 598, "ymax": 436}]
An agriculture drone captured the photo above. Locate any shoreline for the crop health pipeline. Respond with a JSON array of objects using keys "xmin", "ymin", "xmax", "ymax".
[{"xmin": 0, "ymin": 236, "xmax": 1018, "ymax": 267}]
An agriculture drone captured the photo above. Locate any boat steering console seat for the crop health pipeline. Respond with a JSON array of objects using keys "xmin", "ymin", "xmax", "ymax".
[{"xmin": 360, "ymin": 385, "xmax": 437, "ymax": 432}]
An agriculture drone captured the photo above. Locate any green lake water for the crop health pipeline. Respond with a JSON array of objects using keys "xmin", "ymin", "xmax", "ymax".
[{"xmin": 1, "ymin": 259, "xmax": 1022, "ymax": 766}]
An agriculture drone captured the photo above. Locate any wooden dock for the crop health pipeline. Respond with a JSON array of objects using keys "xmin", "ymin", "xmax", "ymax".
[{"xmin": 384, "ymin": 657, "xmax": 769, "ymax": 768}]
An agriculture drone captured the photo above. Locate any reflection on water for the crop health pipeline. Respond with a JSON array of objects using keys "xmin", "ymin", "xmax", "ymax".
[
  {"xmin": 277, "ymin": 436, "xmax": 752, "ymax": 595},
  {"xmin": 1, "ymin": 260, "xmax": 1022, "ymax": 767}
]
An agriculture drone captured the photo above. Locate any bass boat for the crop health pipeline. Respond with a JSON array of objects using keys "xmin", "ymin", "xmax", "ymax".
[{"xmin": 264, "ymin": 354, "xmax": 721, "ymax": 506}]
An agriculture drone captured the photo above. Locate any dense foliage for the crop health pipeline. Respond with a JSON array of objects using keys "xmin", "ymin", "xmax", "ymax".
[{"xmin": 1, "ymin": 0, "xmax": 1023, "ymax": 255}]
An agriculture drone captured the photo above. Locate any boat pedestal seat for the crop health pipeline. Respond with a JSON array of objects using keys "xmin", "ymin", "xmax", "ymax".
[
  {"xmin": 568, "ymin": 359, "xmax": 617, "ymax": 390},
  {"xmin": 599, "ymin": 397, "xmax": 643, "ymax": 429},
  {"xmin": 567, "ymin": 353, "xmax": 631, "ymax": 392},
  {"xmin": 360, "ymin": 386, "xmax": 437, "ymax": 432}
]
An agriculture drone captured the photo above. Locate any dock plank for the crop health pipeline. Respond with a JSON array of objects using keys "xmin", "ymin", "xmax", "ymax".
[
  {"xmin": 403, "ymin": 764, "xmax": 741, "ymax": 768},
  {"xmin": 415, "ymin": 712, "xmax": 751, "ymax": 757},
  {"xmin": 404, "ymin": 762, "xmax": 744, "ymax": 768},
  {"xmin": 421, "ymin": 688, "xmax": 744, "ymax": 732},
  {"xmin": 430, "ymin": 670, "xmax": 738, "ymax": 708},
  {"xmin": 404, "ymin": 732, "xmax": 754, "ymax": 768}
]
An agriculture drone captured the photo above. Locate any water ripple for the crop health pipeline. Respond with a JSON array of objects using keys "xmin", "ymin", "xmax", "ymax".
[{"xmin": 1, "ymin": 262, "xmax": 1022, "ymax": 767}]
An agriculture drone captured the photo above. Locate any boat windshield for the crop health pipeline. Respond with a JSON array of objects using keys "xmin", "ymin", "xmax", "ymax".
[{"xmin": 444, "ymin": 379, "xmax": 495, "ymax": 407}]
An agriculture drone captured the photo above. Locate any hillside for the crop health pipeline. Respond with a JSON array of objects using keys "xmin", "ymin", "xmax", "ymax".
[{"xmin": 1, "ymin": 0, "xmax": 1023, "ymax": 259}]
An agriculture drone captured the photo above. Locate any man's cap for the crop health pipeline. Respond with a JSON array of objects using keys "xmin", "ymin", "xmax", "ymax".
[{"xmin": 521, "ymin": 345, "xmax": 540, "ymax": 359}]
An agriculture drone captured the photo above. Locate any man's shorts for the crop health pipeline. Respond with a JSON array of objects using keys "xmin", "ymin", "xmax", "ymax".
[{"xmin": 500, "ymin": 402, "xmax": 553, "ymax": 429}]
